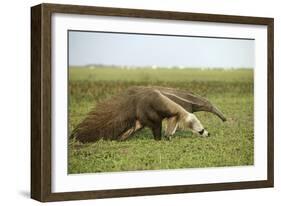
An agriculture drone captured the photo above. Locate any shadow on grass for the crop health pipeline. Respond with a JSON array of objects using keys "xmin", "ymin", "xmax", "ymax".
[{"xmin": 69, "ymin": 128, "xmax": 196, "ymax": 150}]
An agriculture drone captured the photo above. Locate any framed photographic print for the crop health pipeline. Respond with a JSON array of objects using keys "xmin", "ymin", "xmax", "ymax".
[{"xmin": 31, "ymin": 3, "xmax": 274, "ymax": 202}]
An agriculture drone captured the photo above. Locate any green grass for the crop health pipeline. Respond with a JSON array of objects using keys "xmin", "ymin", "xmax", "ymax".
[
  {"xmin": 68, "ymin": 66, "xmax": 254, "ymax": 174},
  {"xmin": 69, "ymin": 66, "xmax": 253, "ymax": 82}
]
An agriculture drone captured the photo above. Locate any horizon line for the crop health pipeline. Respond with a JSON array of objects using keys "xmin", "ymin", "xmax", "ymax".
[{"xmin": 69, "ymin": 64, "xmax": 254, "ymax": 70}]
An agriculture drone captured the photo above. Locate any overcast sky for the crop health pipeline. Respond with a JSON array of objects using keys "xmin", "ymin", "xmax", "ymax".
[{"xmin": 69, "ymin": 31, "xmax": 254, "ymax": 68}]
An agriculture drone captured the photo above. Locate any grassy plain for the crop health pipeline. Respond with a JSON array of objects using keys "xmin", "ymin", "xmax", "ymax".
[{"xmin": 68, "ymin": 66, "xmax": 254, "ymax": 173}]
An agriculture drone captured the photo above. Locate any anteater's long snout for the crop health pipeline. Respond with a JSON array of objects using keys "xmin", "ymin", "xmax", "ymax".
[{"xmin": 211, "ymin": 106, "xmax": 227, "ymax": 122}]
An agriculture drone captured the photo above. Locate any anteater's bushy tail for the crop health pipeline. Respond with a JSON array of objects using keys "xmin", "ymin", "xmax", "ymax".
[{"xmin": 70, "ymin": 94, "xmax": 135, "ymax": 143}]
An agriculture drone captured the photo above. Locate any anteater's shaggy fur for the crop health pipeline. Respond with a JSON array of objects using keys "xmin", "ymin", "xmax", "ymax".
[{"xmin": 71, "ymin": 86, "xmax": 225, "ymax": 143}]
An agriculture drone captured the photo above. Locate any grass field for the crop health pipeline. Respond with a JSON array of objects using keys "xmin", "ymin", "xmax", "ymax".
[{"xmin": 68, "ymin": 66, "xmax": 254, "ymax": 174}]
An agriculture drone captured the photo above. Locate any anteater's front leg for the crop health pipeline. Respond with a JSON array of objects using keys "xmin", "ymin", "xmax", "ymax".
[
  {"xmin": 151, "ymin": 122, "xmax": 162, "ymax": 140},
  {"xmin": 165, "ymin": 116, "xmax": 179, "ymax": 140}
]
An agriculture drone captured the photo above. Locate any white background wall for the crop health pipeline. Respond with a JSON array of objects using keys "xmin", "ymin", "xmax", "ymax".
[{"xmin": 0, "ymin": 0, "xmax": 279, "ymax": 205}]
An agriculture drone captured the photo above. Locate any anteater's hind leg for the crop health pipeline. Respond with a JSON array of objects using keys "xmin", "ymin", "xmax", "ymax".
[
  {"xmin": 165, "ymin": 116, "xmax": 179, "ymax": 140},
  {"xmin": 119, "ymin": 120, "xmax": 143, "ymax": 141},
  {"xmin": 119, "ymin": 127, "xmax": 135, "ymax": 141}
]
